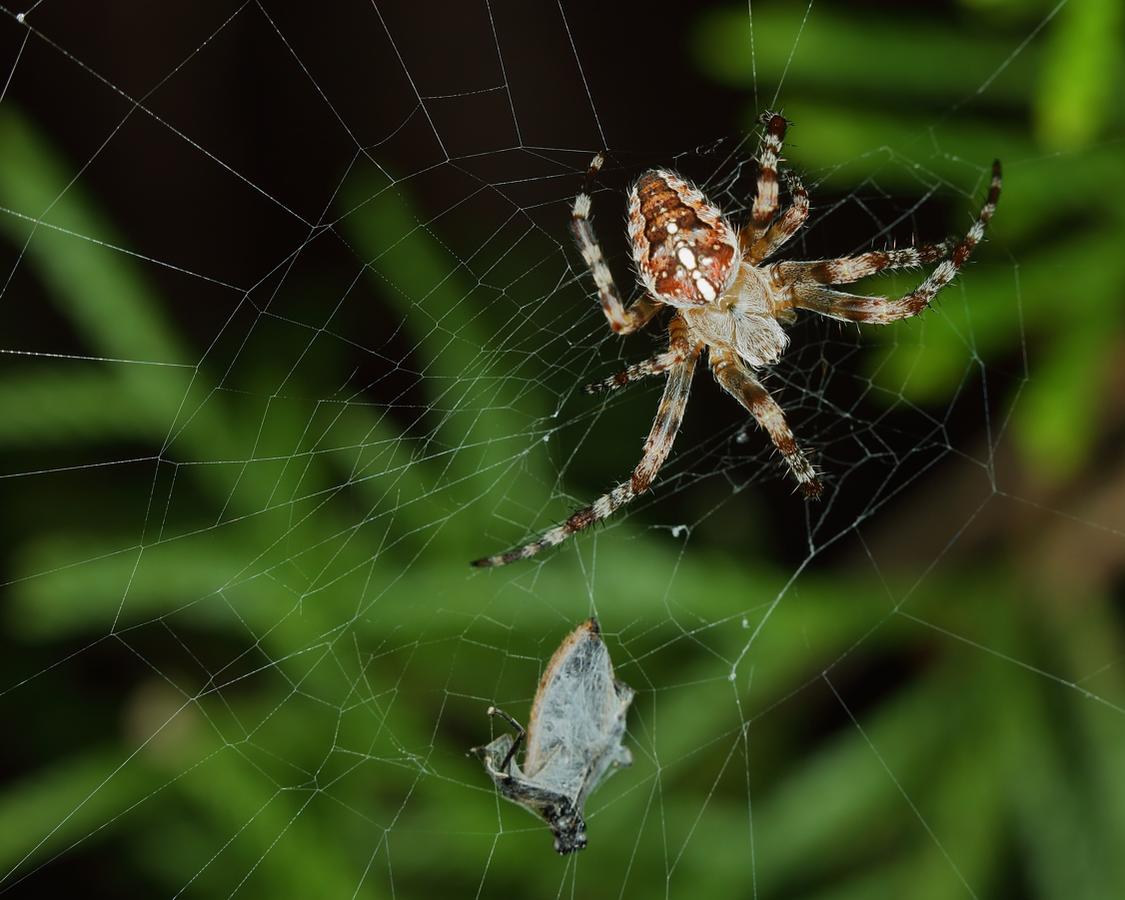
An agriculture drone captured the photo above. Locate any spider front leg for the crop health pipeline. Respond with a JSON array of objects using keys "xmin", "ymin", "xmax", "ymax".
[
  {"xmin": 585, "ymin": 347, "xmax": 685, "ymax": 394},
  {"xmin": 572, "ymin": 153, "xmax": 664, "ymax": 335},
  {"xmin": 473, "ymin": 318, "xmax": 701, "ymax": 567},
  {"xmin": 585, "ymin": 325, "xmax": 693, "ymax": 394},
  {"xmin": 710, "ymin": 349, "xmax": 822, "ymax": 498},
  {"xmin": 789, "ymin": 161, "xmax": 1001, "ymax": 324}
]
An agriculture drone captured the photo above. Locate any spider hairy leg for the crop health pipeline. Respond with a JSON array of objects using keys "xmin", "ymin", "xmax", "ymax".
[
  {"xmin": 710, "ymin": 349, "xmax": 822, "ymax": 499},
  {"xmin": 572, "ymin": 153, "xmax": 663, "ymax": 335},
  {"xmin": 746, "ymin": 171, "xmax": 809, "ymax": 264},
  {"xmin": 775, "ymin": 238, "xmax": 956, "ymax": 286},
  {"xmin": 791, "ymin": 161, "xmax": 1002, "ymax": 323},
  {"xmin": 585, "ymin": 328, "xmax": 693, "ymax": 394},
  {"xmin": 585, "ymin": 347, "xmax": 686, "ymax": 394},
  {"xmin": 472, "ymin": 330, "xmax": 700, "ymax": 567},
  {"xmin": 751, "ymin": 112, "xmax": 787, "ymax": 228},
  {"xmin": 741, "ymin": 111, "xmax": 789, "ymax": 251}
]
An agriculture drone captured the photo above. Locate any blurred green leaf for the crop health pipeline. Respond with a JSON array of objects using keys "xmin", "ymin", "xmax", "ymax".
[{"xmin": 1035, "ymin": 0, "xmax": 1123, "ymax": 150}]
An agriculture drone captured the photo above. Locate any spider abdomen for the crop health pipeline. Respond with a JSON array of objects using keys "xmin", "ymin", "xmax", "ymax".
[{"xmin": 628, "ymin": 170, "xmax": 739, "ymax": 308}]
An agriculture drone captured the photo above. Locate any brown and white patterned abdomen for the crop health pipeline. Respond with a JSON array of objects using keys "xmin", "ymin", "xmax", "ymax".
[{"xmin": 627, "ymin": 170, "xmax": 739, "ymax": 308}]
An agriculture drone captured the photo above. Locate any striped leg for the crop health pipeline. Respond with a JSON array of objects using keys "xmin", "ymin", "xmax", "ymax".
[
  {"xmin": 473, "ymin": 338, "xmax": 700, "ymax": 567},
  {"xmin": 774, "ymin": 238, "xmax": 954, "ymax": 286},
  {"xmin": 710, "ymin": 349, "xmax": 822, "ymax": 499},
  {"xmin": 585, "ymin": 348, "xmax": 686, "ymax": 394},
  {"xmin": 740, "ymin": 112, "xmax": 789, "ymax": 252},
  {"xmin": 745, "ymin": 171, "xmax": 809, "ymax": 264},
  {"xmin": 789, "ymin": 160, "xmax": 1001, "ymax": 324},
  {"xmin": 585, "ymin": 324, "xmax": 693, "ymax": 394},
  {"xmin": 571, "ymin": 153, "xmax": 663, "ymax": 335}
]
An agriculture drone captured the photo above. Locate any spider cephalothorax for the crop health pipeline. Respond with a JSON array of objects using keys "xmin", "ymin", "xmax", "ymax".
[{"xmin": 473, "ymin": 112, "xmax": 1001, "ymax": 567}]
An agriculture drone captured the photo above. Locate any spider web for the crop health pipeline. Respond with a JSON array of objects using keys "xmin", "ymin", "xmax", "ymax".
[{"xmin": 2, "ymin": 1, "xmax": 1124, "ymax": 897}]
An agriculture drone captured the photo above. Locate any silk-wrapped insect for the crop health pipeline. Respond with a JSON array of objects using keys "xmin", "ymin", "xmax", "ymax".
[{"xmin": 471, "ymin": 618, "xmax": 633, "ymax": 854}]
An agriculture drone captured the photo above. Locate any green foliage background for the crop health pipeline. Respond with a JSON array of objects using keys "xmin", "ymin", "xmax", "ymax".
[{"xmin": 2, "ymin": 1, "xmax": 1124, "ymax": 897}]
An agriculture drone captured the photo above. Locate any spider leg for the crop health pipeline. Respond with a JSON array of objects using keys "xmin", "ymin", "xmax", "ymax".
[
  {"xmin": 739, "ymin": 111, "xmax": 789, "ymax": 254},
  {"xmin": 473, "ymin": 323, "xmax": 700, "ymax": 567},
  {"xmin": 487, "ymin": 706, "xmax": 526, "ymax": 773},
  {"xmin": 710, "ymin": 349, "xmax": 822, "ymax": 499},
  {"xmin": 787, "ymin": 160, "xmax": 1001, "ymax": 323},
  {"xmin": 585, "ymin": 348, "xmax": 685, "ymax": 394},
  {"xmin": 774, "ymin": 238, "xmax": 955, "ymax": 286},
  {"xmin": 585, "ymin": 327, "xmax": 693, "ymax": 394},
  {"xmin": 572, "ymin": 153, "xmax": 664, "ymax": 335},
  {"xmin": 745, "ymin": 171, "xmax": 809, "ymax": 265}
]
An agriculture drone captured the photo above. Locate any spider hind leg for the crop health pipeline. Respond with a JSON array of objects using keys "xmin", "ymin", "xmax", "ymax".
[
  {"xmin": 745, "ymin": 171, "xmax": 810, "ymax": 264},
  {"xmin": 571, "ymin": 153, "xmax": 664, "ymax": 335},
  {"xmin": 745, "ymin": 111, "xmax": 788, "ymax": 248}
]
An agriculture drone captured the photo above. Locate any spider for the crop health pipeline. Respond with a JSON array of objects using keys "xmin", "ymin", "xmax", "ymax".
[{"xmin": 473, "ymin": 112, "xmax": 1001, "ymax": 568}]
